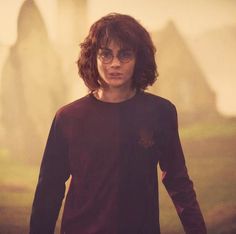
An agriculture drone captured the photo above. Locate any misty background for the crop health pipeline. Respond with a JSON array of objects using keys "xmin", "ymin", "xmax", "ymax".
[{"xmin": 0, "ymin": 0, "xmax": 235, "ymax": 233}]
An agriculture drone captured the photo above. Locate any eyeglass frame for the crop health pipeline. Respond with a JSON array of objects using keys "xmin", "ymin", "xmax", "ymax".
[{"xmin": 97, "ymin": 48, "xmax": 136, "ymax": 64}]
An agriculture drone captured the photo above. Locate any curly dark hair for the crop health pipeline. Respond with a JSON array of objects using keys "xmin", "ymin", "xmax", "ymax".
[{"xmin": 77, "ymin": 13, "xmax": 158, "ymax": 91}]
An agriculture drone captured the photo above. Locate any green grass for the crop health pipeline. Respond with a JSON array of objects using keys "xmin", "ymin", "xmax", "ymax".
[
  {"xmin": 0, "ymin": 153, "xmax": 38, "ymax": 234},
  {"xmin": 0, "ymin": 119, "xmax": 236, "ymax": 233},
  {"xmin": 158, "ymin": 119, "xmax": 236, "ymax": 233},
  {"xmin": 0, "ymin": 151, "xmax": 65, "ymax": 234},
  {"xmin": 179, "ymin": 118, "xmax": 236, "ymax": 140}
]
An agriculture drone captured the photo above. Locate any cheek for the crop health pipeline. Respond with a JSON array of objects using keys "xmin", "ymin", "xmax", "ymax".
[
  {"xmin": 97, "ymin": 59, "xmax": 105, "ymax": 78},
  {"xmin": 127, "ymin": 61, "xmax": 136, "ymax": 77}
]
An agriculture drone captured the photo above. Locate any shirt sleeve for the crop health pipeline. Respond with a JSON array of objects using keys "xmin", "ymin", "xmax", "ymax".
[
  {"xmin": 29, "ymin": 112, "xmax": 70, "ymax": 234},
  {"xmin": 159, "ymin": 103, "xmax": 207, "ymax": 234}
]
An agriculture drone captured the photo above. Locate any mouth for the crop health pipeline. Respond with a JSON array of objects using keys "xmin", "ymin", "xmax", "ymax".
[{"xmin": 109, "ymin": 72, "xmax": 123, "ymax": 78}]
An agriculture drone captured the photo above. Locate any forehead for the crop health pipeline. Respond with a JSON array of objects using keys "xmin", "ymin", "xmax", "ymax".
[
  {"xmin": 100, "ymin": 40, "xmax": 131, "ymax": 51},
  {"xmin": 99, "ymin": 36, "xmax": 134, "ymax": 50}
]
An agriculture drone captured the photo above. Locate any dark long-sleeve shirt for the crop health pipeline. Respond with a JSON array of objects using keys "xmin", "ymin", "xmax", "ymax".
[{"xmin": 30, "ymin": 91, "xmax": 206, "ymax": 234}]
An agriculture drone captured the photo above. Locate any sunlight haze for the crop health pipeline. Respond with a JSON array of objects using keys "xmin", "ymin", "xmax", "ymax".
[{"xmin": 0, "ymin": 0, "xmax": 236, "ymax": 116}]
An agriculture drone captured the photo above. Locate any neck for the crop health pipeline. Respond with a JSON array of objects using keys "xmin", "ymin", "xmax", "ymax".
[{"xmin": 93, "ymin": 86, "xmax": 137, "ymax": 103}]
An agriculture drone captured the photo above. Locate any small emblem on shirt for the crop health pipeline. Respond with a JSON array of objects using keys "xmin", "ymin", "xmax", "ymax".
[{"xmin": 138, "ymin": 128, "xmax": 155, "ymax": 148}]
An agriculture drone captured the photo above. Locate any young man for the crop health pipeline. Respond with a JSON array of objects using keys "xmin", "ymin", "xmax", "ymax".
[{"xmin": 30, "ymin": 13, "xmax": 207, "ymax": 234}]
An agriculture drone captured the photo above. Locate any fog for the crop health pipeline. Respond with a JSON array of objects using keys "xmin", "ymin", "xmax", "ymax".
[
  {"xmin": 1, "ymin": 0, "xmax": 235, "ymax": 160},
  {"xmin": 1, "ymin": 0, "xmax": 236, "ymax": 116},
  {"xmin": 0, "ymin": 1, "xmax": 235, "ymax": 233}
]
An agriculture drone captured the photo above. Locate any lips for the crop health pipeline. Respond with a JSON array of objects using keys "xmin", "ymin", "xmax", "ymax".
[
  {"xmin": 109, "ymin": 72, "xmax": 122, "ymax": 76},
  {"xmin": 108, "ymin": 72, "xmax": 123, "ymax": 78}
]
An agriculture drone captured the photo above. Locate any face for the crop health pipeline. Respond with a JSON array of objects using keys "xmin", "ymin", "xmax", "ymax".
[{"xmin": 96, "ymin": 40, "xmax": 136, "ymax": 90}]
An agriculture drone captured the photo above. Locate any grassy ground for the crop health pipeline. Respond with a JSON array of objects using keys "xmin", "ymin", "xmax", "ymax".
[
  {"xmin": 0, "ymin": 119, "xmax": 236, "ymax": 234},
  {"xmin": 158, "ymin": 119, "xmax": 236, "ymax": 233}
]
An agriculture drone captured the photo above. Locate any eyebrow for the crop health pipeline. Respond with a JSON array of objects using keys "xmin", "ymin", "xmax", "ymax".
[
  {"xmin": 99, "ymin": 47, "xmax": 111, "ymax": 51},
  {"xmin": 99, "ymin": 47, "xmax": 133, "ymax": 52}
]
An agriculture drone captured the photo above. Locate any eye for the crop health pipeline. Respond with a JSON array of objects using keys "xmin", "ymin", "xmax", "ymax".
[
  {"xmin": 119, "ymin": 50, "xmax": 135, "ymax": 61},
  {"xmin": 99, "ymin": 50, "xmax": 113, "ymax": 60}
]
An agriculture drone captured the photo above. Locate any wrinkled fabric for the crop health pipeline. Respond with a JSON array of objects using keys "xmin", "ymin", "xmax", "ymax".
[{"xmin": 30, "ymin": 91, "xmax": 206, "ymax": 234}]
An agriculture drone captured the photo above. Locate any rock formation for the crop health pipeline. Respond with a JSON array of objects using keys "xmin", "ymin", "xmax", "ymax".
[
  {"xmin": 57, "ymin": 0, "xmax": 88, "ymax": 99},
  {"xmin": 150, "ymin": 21, "xmax": 219, "ymax": 124},
  {"xmin": 1, "ymin": 0, "xmax": 67, "ymax": 162}
]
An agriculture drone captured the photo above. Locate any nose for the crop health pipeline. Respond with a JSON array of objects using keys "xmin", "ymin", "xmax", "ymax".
[{"xmin": 110, "ymin": 55, "xmax": 121, "ymax": 67}]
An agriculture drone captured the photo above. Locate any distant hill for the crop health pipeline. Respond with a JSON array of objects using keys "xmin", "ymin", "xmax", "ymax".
[
  {"xmin": 187, "ymin": 25, "xmax": 236, "ymax": 116},
  {"xmin": 1, "ymin": 0, "xmax": 67, "ymax": 162},
  {"xmin": 149, "ymin": 21, "xmax": 220, "ymax": 125},
  {"xmin": 0, "ymin": 45, "xmax": 9, "ymax": 73}
]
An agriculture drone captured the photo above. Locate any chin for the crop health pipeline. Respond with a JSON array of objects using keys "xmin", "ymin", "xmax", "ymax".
[{"xmin": 107, "ymin": 81, "xmax": 131, "ymax": 89}]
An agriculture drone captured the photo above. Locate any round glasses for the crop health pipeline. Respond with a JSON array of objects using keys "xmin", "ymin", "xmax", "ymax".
[{"xmin": 97, "ymin": 49, "xmax": 135, "ymax": 64}]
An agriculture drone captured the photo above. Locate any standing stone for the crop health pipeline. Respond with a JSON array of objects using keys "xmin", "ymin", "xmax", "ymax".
[
  {"xmin": 1, "ymin": 0, "xmax": 67, "ymax": 162},
  {"xmin": 150, "ymin": 21, "xmax": 219, "ymax": 124},
  {"xmin": 57, "ymin": 0, "xmax": 88, "ymax": 100}
]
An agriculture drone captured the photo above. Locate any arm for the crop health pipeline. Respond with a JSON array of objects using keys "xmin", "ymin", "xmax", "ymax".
[
  {"xmin": 159, "ymin": 103, "xmax": 207, "ymax": 234},
  {"xmin": 29, "ymin": 113, "xmax": 70, "ymax": 234}
]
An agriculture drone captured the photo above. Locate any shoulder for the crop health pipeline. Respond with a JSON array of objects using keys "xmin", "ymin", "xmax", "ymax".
[
  {"xmin": 140, "ymin": 91, "xmax": 177, "ymax": 114},
  {"xmin": 54, "ymin": 94, "xmax": 92, "ymax": 121},
  {"xmin": 141, "ymin": 93, "xmax": 179, "ymax": 133}
]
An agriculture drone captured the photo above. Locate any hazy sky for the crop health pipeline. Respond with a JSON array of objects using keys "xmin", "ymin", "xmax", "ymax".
[
  {"xmin": 0, "ymin": 0, "xmax": 236, "ymax": 115},
  {"xmin": 0, "ymin": 0, "xmax": 236, "ymax": 45},
  {"xmin": 89, "ymin": 0, "xmax": 236, "ymax": 34}
]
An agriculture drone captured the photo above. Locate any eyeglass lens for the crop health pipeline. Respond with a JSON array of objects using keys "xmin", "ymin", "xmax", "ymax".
[{"xmin": 98, "ymin": 48, "xmax": 135, "ymax": 63}]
